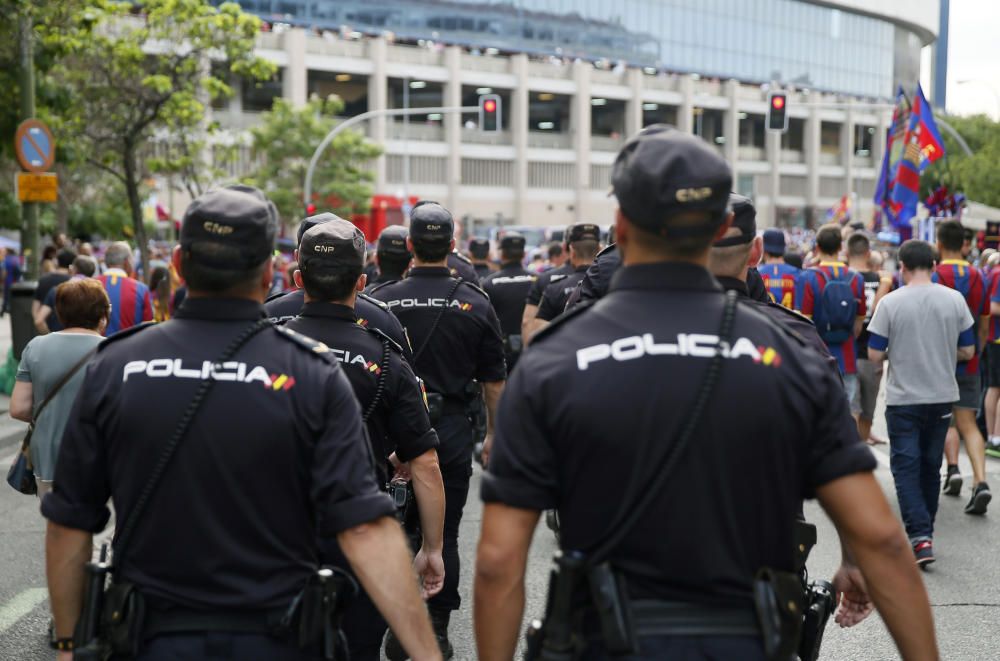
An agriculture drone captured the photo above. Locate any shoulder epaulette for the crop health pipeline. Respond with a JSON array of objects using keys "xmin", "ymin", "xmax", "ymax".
[
  {"xmin": 596, "ymin": 243, "xmax": 617, "ymax": 258},
  {"xmin": 97, "ymin": 321, "xmax": 156, "ymax": 351},
  {"xmin": 365, "ymin": 326, "xmax": 405, "ymax": 355},
  {"xmin": 358, "ymin": 291, "xmax": 390, "ymax": 309},
  {"xmin": 549, "ymin": 273, "xmax": 569, "ymax": 283},
  {"xmin": 364, "ymin": 281, "xmax": 398, "ymax": 297},
  {"xmin": 459, "ymin": 280, "xmax": 490, "ymax": 299},
  {"xmin": 529, "ymin": 299, "xmax": 596, "ymax": 344},
  {"xmin": 273, "ymin": 325, "xmax": 335, "ymax": 361},
  {"xmin": 451, "ymin": 251, "xmax": 472, "ymax": 264}
]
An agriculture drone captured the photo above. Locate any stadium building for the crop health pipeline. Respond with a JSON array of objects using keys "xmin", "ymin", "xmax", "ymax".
[{"xmin": 205, "ymin": 0, "xmax": 941, "ymax": 231}]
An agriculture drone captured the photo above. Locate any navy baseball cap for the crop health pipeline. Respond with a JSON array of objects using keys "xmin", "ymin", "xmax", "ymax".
[
  {"xmin": 181, "ymin": 185, "xmax": 278, "ymax": 270},
  {"xmin": 297, "ymin": 212, "xmax": 347, "ymax": 245},
  {"xmin": 500, "ymin": 232, "xmax": 526, "ymax": 252},
  {"xmin": 377, "ymin": 225, "xmax": 411, "ymax": 257},
  {"xmin": 469, "ymin": 238, "xmax": 490, "ymax": 259},
  {"xmin": 714, "ymin": 194, "xmax": 756, "ymax": 247},
  {"xmin": 567, "ymin": 223, "xmax": 601, "ymax": 243},
  {"xmin": 762, "ymin": 228, "xmax": 787, "ymax": 255},
  {"xmin": 612, "ymin": 125, "xmax": 732, "ymax": 238},
  {"xmin": 299, "ymin": 219, "xmax": 367, "ymax": 272},
  {"xmin": 409, "ymin": 201, "xmax": 454, "ymax": 244}
]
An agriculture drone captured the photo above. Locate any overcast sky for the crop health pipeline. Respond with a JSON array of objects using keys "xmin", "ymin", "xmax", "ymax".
[{"xmin": 938, "ymin": 0, "xmax": 1000, "ymax": 119}]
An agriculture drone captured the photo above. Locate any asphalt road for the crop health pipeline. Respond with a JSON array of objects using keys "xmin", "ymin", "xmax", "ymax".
[{"xmin": 1, "ymin": 334, "xmax": 998, "ymax": 658}]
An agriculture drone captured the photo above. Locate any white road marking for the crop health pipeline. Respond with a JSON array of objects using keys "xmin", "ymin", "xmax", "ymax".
[{"xmin": 0, "ymin": 587, "xmax": 48, "ymax": 633}]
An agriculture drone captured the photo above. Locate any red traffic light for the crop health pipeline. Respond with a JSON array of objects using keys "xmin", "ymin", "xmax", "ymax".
[
  {"xmin": 484, "ymin": 99, "xmax": 497, "ymax": 113},
  {"xmin": 771, "ymin": 95, "xmax": 785, "ymax": 110}
]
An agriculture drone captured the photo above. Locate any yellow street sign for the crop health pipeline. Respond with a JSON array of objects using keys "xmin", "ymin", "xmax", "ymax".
[{"xmin": 16, "ymin": 172, "xmax": 58, "ymax": 203}]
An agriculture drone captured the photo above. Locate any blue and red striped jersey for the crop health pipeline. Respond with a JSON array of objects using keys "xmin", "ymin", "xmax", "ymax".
[
  {"xmin": 758, "ymin": 263, "xmax": 800, "ymax": 309},
  {"xmin": 796, "ymin": 262, "xmax": 866, "ymax": 375},
  {"xmin": 988, "ymin": 267, "xmax": 1000, "ymax": 344},
  {"xmin": 97, "ymin": 269, "xmax": 153, "ymax": 336},
  {"xmin": 933, "ymin": 259, "xmax": 987, "ymax": 375}
]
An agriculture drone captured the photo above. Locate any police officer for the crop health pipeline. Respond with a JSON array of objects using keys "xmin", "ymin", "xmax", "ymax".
[
  {"xmin": 532, "ymin": 222, "xmax": 601, "ymax": 333},
  {"xmin": 710, "ymin": 194, "xmax": 838, "ymax": 372},
  {"xmin": 266, "ymin": 212, "xmax": 412, "ymax": 361},
  {"xmin": 475, "ymin": 127, "xmax": 936, "ymax": 660},
  {"xmin": 480, "ymin": 232, "xmax": 536, "ymax": 372},
  {"xmin": 369, "ymin": 200, "xmax": 507, "ymax": 659},
  {"xmin": 43, "ymin": 185, "xmax": 441, "ymax": 660},
  {"xmin": 284, "ymin": 219, "xmax": 446, "ymax": 661},
  {"xmin": 468, "ymin": 238, "xmax": 493, "ymax": 281},
  {"xmin": 566, "ymin": 238, "xmax": 772, "ymax": 310},
  {"xmin": 367, "ymin": 224, "xmax": 412, "ymax": 289},
  {"xmin": 521, "ymin": 230, "xmax": 573, "ymax": 339}
]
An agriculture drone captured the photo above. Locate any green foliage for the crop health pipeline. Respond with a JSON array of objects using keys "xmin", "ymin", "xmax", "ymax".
[
  {"xmin": 36, "ymin": 0, "xmax": 274, "ymax": 268},
  {"xmin": 246, "ymin": 95, "xmax": 382, "ymax": 225},
  {"xmin": 921, "ymin": 114, "xmax": 1000, "ymax": 209}
]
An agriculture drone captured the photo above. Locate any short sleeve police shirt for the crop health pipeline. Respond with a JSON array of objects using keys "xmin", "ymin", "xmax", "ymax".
[
  {"xmin": 536, "ymin": 267, "xmax": 589, "ymax": 321},
  {"xmin": 266, "ymin": 288, "xmax": 412, "ymax": 362},
  {"xmin": 369, "ymin": 267, "xmax": 507, "ymax": 398},
  {"xmin": 42, "ymin": 298, "xmax": 394, "ymax": 611},
  {"xmin": 481, "ymin": 265, "xmax": 537, "ymax": 338},
  {"xmin": 285, "ymin": 302, "xmax": 438, "ymax": 476},
  {"xmin": 483, "ymin": 263, "xmax": 875, "ymax": 608},
  {"xmin": 526, "ymin": 263, "xmax": 573, "ymax": 307}
]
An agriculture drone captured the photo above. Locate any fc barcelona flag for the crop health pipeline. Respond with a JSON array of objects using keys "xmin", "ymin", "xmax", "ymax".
[{"xmin": 888, "ymin": 84, "xmax": 946, "ymax": 229}]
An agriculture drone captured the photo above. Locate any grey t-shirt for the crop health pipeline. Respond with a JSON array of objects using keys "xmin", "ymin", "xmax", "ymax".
[
  {"xmin": 867, "ymin": 283, "xmax": 974, "ymax": 406},
  {"xmin": 16, "ymin": 333, "xmax": 103, "ymax": 480}
]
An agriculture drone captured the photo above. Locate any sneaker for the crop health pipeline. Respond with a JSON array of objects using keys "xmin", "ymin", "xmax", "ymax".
[
  {"xmin": 987, "ymin": 439, "xmax": 1000, "ymax": 459},
  {"xmin": 943, "ymin": 466, "xmax": 963, "ymax": 496},
  {"xmin": 913, "ymin": 540, "xmax": 935, "ymax": 568},
  {"xmin": 430, "ymin": 609, "xmax": 455, "ymax": 660},
  {"xmin": 965, "ymin": 482, "xmax": 992, "ymax": 515}
]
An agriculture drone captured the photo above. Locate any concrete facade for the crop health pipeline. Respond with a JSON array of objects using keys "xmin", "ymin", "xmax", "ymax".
[{"xmin": 213, "ymin": 29, "xmax": 897, "ymax": 230}]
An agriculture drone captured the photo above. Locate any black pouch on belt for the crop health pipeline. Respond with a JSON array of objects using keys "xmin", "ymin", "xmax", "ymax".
[
  {"xmin": 753, "ymin": 567, "xmax": 804, "ymax": 661},
  {"xmin": 102, "ymin": 581, "xmax": 146, "ymax": 657},
  {"xmin": 586, "ymin": 562, "xmax": 637, "ymax": 655}
]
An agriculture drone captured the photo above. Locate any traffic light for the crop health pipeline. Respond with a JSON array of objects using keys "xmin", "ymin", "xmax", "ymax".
[
  {"xmin": 767, "ymin": 92, "xmax": 788, "ymax": 132},
  {"xmin": 479, "ymin": 94, "xmax": 501, "ymax": 132}
]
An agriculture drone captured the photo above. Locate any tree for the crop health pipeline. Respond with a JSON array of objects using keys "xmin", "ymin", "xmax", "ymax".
[
  {"xmin": 246, "ymin": 95, "xmax": 382, "ymax": 226},
  {"xmin": 41, "ymin": 0, "xmax": 274, "ymax": 272},
  {"xmin": 921, "ymin": 114, "xmax": 1000, "ymax": 209}
]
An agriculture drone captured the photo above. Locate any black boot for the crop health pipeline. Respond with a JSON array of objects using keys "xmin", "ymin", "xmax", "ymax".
[{"xmin": 430, "ymin": 609, "xmax": 454, "ymax": 660}]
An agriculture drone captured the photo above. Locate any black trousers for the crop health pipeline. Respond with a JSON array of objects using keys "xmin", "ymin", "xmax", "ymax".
[
  {"xmin": 580, "ymin": 635, "xmax": 765, "ymax": 660},
  {"xmin": 139, "ymin": 632, "xmax": 322, "ymax": 660},
  {"xmin": 426, "ymin": 413, "xmax": 473, "ymax": 613}
]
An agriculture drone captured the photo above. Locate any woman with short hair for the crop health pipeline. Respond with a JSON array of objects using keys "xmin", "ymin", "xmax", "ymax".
[{"xmin": 10, "ymin": 279, "xmax": 109, "ymax": 495}]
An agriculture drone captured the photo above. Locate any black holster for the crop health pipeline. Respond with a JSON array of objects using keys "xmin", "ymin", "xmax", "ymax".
[
  {"xmin": 295, "ymin": 568, "xmax": 358, "ymax": 660},
  {"xmin": 71, "ymin": 557, "xmax": 112, "ymax": 661},
  {"xmin": 525, "ymin": 552, "xmax": 637, "ymax": 661},
  {"xmin": 752, "ymin": 568, "xmax": 804, "ymax": 661}
]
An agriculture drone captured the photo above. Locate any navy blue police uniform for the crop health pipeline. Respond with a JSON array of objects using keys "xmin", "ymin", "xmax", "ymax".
[
  {"xmin": 483, "ymin": 127, "xmax": 876, "ymax": 660},
  {"xmin": 715, "ymin": 194, "xmax": 840, "ymax": 377},
  {"xmin": 284, "ymin": 220, "xmax": 440, "ymax": 661},
  {"xmin": 42, "ymin": 186, "xmax": 394, "ymax": 659},
  {"xmin": 567, "ymin": 243, "xmax": 772, "ymax": 310},
  {"xmin": 536, "ymin": 223, "xmax": 601, "ymax": 321},
  {"xmin": 369, "ymin": 202, "xmax": 506, "ymax": 627},
  {"xmin": 447, "ymin": 250, "xmax": 478, "ymax": 282},
  {"xmin": 265, "ymin": 213, "xmax": 412, "ymax": 361},
  {"xmin": 480, "ymin": 232, "xmax": 536, "ymax": 372}
]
